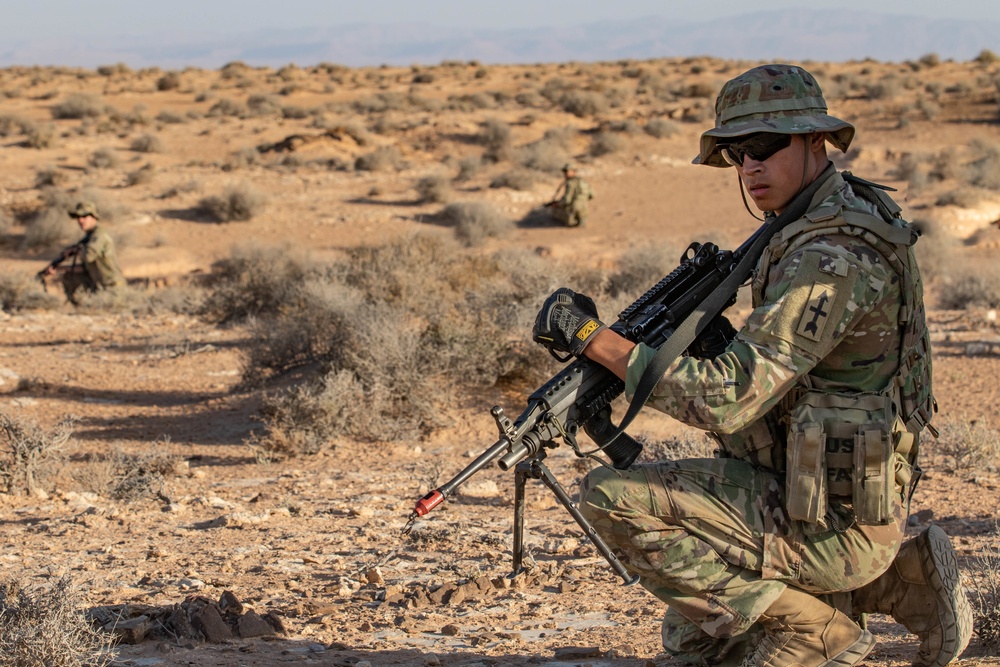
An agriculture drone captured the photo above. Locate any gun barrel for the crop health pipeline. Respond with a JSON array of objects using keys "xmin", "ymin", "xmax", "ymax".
[{"xmin": 411, "ymin": 437, "xmax": 510, "ymax": 517}]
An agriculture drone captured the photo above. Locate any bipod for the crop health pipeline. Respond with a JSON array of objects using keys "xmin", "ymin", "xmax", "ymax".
[{"xmin": 510, "ymin": 450, "xmax": 638, "ymax": 586}]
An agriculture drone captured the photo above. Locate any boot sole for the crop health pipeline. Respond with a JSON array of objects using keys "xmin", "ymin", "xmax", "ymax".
[
  {"xmin": 915, "ymin": 525, "xmax": 974, "ymax": 667},
  {"xmin": 824, "ymin": 628, "xmax": 876, "ymax": 667}
]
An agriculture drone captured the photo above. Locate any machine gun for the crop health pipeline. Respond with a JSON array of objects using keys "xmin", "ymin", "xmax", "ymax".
[{"xmin": 403, "ymin": 226, "xmax": 771, "ymax": 584}]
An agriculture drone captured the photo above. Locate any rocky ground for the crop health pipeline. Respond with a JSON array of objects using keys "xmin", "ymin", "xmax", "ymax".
[{"xmin": 1, "ymin": 56, "xmax": 999, "ymax": 665}]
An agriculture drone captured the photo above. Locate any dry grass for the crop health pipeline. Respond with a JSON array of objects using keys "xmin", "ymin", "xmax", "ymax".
[
  {"xmin": 965, "ymin": 523, "xmax": 1000, "ymax": 653},
  {"xmin": 0, "ymin": 413, "xmax": 75, "ymax": 496},
  {"xmin": 198, "ymin": 182, "xmax": 266, "ymax": 222},
  {"xmin": 930, "ymin": 415, "xmax": 1000, "ymax": 474},
  {"xmin": 0, "ymin": 576, "xmax": 114, "ymax": 667}
]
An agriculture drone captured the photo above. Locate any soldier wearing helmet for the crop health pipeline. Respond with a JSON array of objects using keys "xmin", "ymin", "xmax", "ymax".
[
  {"xmin": 42, "ymin": 201, "xmax": 125, "ymax": 304},
  {"xmin": 532, "ymin": 65, "xmax": 970, "ymax": 667}
]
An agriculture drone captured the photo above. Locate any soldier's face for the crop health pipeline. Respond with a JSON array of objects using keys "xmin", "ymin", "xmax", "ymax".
[
  {"xmin": 730, "ymin": 134, "xmax": 820, "ymax": 214},
  {"xmin": 75, "ymin": 214, "xmax": 97, "ymax": 231}
]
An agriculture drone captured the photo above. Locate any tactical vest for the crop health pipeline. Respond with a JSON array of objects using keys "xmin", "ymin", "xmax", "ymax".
[{"xmin": 720, "ymin": 174, "xmax": 934, "ymax": 526}]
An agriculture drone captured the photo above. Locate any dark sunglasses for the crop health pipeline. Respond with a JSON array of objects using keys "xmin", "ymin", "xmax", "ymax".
[{"xmin": 721, "ymin": 133, "xmax": 792, "ymax": 166}]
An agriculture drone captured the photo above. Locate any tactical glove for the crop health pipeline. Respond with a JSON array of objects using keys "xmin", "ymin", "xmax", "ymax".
[
  {"xmin": 686, "ymin": 314, "xmax": 737, "ymax": 359},
  {"xmin": 533, "ymin": 288, "xmax": 607, "ymax": 357}
]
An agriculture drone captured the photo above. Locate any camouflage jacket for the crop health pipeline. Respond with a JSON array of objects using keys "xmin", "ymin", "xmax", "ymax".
[
  {"xmin": 76, "ymin": 226, "xmax": 125, "ymax": 289},
  {"xmin": 561, "ymin": 177, "xmax": 593, "ymax": 212},
  {"xmin": 624, "ymin": 170, "xmax": 919, "ymax": 466}
]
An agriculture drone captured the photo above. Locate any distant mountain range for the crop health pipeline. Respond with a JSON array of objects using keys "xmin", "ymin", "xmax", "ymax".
[{"xmin": 3, "ymin": 9, "xmax": 998, "ymax": 69}]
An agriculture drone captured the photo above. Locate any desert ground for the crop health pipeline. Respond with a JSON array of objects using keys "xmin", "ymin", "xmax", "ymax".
[{"xmin": 1, "ymin": 54, "xmax": 999, "ymax": 666}]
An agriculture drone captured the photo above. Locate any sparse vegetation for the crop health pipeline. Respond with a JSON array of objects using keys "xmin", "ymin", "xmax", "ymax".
[
  {"xmin": 0, "ymin": 575, "xmax": 114, "ymax": 667},
  {"xmin": 0, "ymin": 413, "xmax": 74, "ymax": 496},
  {"xmin": 931, "ymin": 415, "xmax": 1000, "ymax": 473},
  {"xmin": 965, "ymin": 524, "xmax": 1000, "ymax": 652},
  {"xmin": 441, "ymin": 201, "xmax": 512, "ymax": 246},
  {"xmin": 198, "ymin": 182, "xmax": 266, "ymax": 222}
]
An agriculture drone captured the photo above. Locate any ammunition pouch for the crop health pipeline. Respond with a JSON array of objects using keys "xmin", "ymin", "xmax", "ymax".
[{"xmin": 786, "ymin": 390, "xmax": 912, "ymax": 528}]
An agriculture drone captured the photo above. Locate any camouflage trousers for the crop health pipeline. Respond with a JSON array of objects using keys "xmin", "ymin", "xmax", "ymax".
[
  {"xmin": 551, "ymin": 203, "xmax": 585, "ymax": 227},
  {"xmin": 579, "ymin": 458, "xmax": 906, "ymax": 667}
]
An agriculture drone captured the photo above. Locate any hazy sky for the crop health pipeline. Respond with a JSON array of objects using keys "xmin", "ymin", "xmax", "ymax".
[{"xmin": 4, "ymin": 0, "xmax": 1000, "ymax": 41}]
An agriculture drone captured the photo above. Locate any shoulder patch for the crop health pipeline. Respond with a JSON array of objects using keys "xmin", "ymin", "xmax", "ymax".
[{"xmin": 796, "ymin": 283, "xmax": 836, "ymax": 341}]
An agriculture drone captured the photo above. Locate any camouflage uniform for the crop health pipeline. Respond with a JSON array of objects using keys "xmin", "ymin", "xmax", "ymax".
[
  {"xmin": 579, "ymin": 65, "xmax": 933, "ymax": 667},
  {"xmin": 61, "ymin": 202, "xmax": 125, "ymax": 304},
  {"xmin": 552, "ymin": 165, "xmax": 594, "ymax": 227}
]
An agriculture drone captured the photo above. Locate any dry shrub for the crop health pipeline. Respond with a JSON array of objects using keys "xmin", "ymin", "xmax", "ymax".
[
  {"xmin": 0, "ymin": 576, "xmax": 114, "ymax": 667},
  {"xmin": 34, "ymin": 165, "xmax": 68, "ymax": 188},
  {"xmin": 415, "ymin": 173, "xmax": 453, "ymax": 203},
  {"xmin": 198, "ymin": 182, "xmax": 266, "ymax": 222},
  {"xmin": 930, "ymin": 415, "xmax": 1000, "ymax": 473},
  {"xmin": 206, "ymin": 97, "xmax": 246, "ymax": 117},
  {"xmin": 125, "ymin": 162, "xmax": 156, "ymax": 186},
  {"xmin": 490, "ymin": 169, "xmax": 537, "ymax": 191},
  {"xmin": 88, "ymin": 146, "xmax": 120, "ymax": 170},
  {"xmin": 478, "ymin": 118, "xmax": 513, "ymax": 163},
  {"xmin": 0, "ymin": 413, "xmax": 74, "ymax": 495},
  {"xmin": 559, "ymin": 90, "xmax": 608, "ymax": 117},
  {"xmin": 50, "ymin": 92, "xmax": 104, "ymax": 119},
  {"xmin": 129, "ymin": 133, "xmax": 163, "ymax": 153},
  {"xmin": 966, "ymin": 524, "xmax": 1000, "ymax": 652},
  {"xmin": 588, "ymin": 130, "xmax": 625, "ymax": 157},
  {"xmin": 156, "ymin": 71, "xmax": 182, "ymax": 91},
  {"xmin": 21, "ymin": 204, "xmax": 77, "ymax": 249},
  {"xmin": 22, "ymin": 120, "xmax": 55, "ymax": 149},
  {"xmin": 442, "ymin": 201, "xmax": 511, "ymax": 246},
  {"xmin": 936, "ymin": 269, "xmax": 1000, "ymax": 310},
  {"xmin": 517, "ymin": 138, "xmax": 570, "ymax": 173},
  {"xmin": 243, "ymin": 235, "xmax": 569, "ymax": 456},
  {"xmin": 0, "ymin": 273, "xmax": 61, "ymax": 312},
  {"xmin": 645, "ymin": 117, "xmax": 679, "ymax": 138},
  {"xmin": 247, "ymin": 94, "xmax": 281, "ymax": 116},
  {"xmin": 354, "ymin": 145, "xmax": 402, "ymax": 172},
  {"xmin": 454, "ymin": 155, "xmax": 482, "ymax": 182},
  {"xmin": 201, "ymin": 243, "xmax": 313, "ymax": 324},
  {"xmin": 607, "ymin": 243, "xmax": 681, "ymax": 298},
  {"xmin": 74, "ymin": 445, "xmax": 181, "ymax": 502}
]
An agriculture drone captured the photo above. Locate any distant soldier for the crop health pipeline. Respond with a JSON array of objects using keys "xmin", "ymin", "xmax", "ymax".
[
  {"xmin": 547, "ymin": 163, "xmax": 594, "ymax": 227},
  {"xmin": 41, "ymin": 201, "xmax": 125, "ymax": 304}
]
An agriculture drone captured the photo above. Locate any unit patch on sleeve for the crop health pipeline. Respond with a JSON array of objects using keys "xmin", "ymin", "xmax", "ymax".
[{"xmin": 796, "ymin": 282, "xmax": 836, "ymax": 342}]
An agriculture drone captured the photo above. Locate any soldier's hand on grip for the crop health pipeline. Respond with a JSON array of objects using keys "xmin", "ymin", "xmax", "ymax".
[{"xmin": 533, "ymin": 287, "xmax": 606, "ymax": 357}]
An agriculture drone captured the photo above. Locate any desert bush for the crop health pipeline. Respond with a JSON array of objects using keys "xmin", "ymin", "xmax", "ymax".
[
  {"xmin": 415, "ymin": 173, "xmax": 452, "ymax": 203},
  {"xmin": 558, "ymin": 90, "xmax": 608, "ymax": 117},
  {"xmin": 21, "ymin": 204, "xmax": 77, "ymax": 249},
  {"xmin": 0, "ymin": 413, "xmax": 74, "ymax": 495},
  {"xmin": 125, "ymin": 162, "xmax": 156, "ymax": 187},
  {"xmin": 247, "ymin": 94, "xmax": 281, "ymax": 116},
  {"xmin": 129, "ymin": 132, "xmax": 163, "ymax": 153},
  {"xmin": 588, "ymin": 130, "xmax": 626, "ymax": 157},
  {"xmin": 50, "ymin": 92, "xmax": 104, "ymax": 119},
  {"xmin": 0, "ymin": 208, "xmax": 9, "ymax": 235},
  {"xmin": 645, "ymin": 117, "xmax": 679, "ymax": 138},
  {"xmin": 936, "ymin": 270, "xmax": 1000, "ymax": 310},
  {"xmin": 88, "ymin": 146, "xmax": 120, "ymax": 170},
  {"xmin": 918, "ymin": 53, "xmax": 941, "ymax": 69},
  {"xmin": 442, "ymin": 201, "xmax": 511, "ymax": 246},
  {"xmin": 454, "ymin": 155, "xmax": 482, "ymax": 182},
  {"xmin": 607, "ymin": 243, "xmax": 680, "ymax": 298},
  {"xmin": 931, "ymin": 415, "xmax": 1000, "ymax": 473},
  {"xmin": 75, "ymin": 445, "xmax": 181, "ymax": 502},
  {"xmin": 965, "ymin": 524, "xmax": 1000, "ymax": 652},
  {"xmin": 974, "ymin": 49, "xmax": 1000, "ymax": 65},
  {"xmin": 156, "ymin": 71, "xmax": 182, "ymax": 91},
  {"xmin": 155, "ymin": 109, "xmax": 185, "ymax": 124},
  {"xmin": 0, "ymin": 273, "xmax": 61, "ymax": 312},
  {"xmin": 206, "ymin": 97, "xmax": 246, "ymax": 117},
  {"xmin": 22, "ymin": 120, "xmax": 55, "ymax": 149},
  {"xmin": 201, "ymin": 243, "xmax": 313, "ymax": 324},
  {"xmin": 478, "ymin": 117, "xmax": 513, "ymax": 163},
  {"xmin": 490, "ymin": 169, "xmax": 537, "ymax": 191},
  {"xmin": 198, "ymin": 183, "xmax": 266, "ymax": 222},
  {"xmin": 517, "ymin": 138, "xmax": 570, "ymax": 173},
  {"xmin": 0, "ymin": 575, "xmax": 114, "ymax": 667},
  {"xmin": 354, "ymin": 145, "xmax": 402, "ymax": 172}
]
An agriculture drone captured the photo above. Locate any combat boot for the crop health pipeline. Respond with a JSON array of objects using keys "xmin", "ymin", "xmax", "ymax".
[
  {"xmin": 852, "ymin": 525, "xmax": 973, "ymax": 667},
  {"xmin": 741, "ymin": 586, "xmax": 874, "ymax": 667}
]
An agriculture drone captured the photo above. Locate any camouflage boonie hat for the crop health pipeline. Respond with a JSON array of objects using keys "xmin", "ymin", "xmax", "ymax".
[
  {"xmin": 562, "ymin": 163, "xmax": 575, "ymax": 172},
  {"xmin": 694, "ymin": 64, "xmax": 855, "ymax": 168},
  {"xmin": 68, "ymin": 201, "xmax": 100, "ymax": 219}
]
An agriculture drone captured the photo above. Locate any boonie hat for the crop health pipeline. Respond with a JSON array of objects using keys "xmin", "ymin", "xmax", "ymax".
[
  {"xmin": 562, "ymin": 163, "xmax": 575, "ymax": 172},
  {"xmin": 694, "ymin": 64, "xmax": 855, "ymax": 168},
  {"xmin": 68, "ymin": 201, "xmax": 100, "ymax": 219}
]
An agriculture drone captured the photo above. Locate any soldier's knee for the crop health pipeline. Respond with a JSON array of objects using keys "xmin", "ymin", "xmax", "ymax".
[{"xmin": 578, "ymin": 466, "xmax": 621, "ymax": 520}]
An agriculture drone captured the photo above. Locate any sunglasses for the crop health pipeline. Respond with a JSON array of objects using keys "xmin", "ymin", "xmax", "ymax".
[{"xmin": 721, "ymin": 133, "xmax": 793, "ymax": 166}]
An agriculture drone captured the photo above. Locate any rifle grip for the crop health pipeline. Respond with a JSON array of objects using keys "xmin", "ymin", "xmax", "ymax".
[{"xmin": 583, "ymin": 410, "xmax": 643, "ymax": 470}]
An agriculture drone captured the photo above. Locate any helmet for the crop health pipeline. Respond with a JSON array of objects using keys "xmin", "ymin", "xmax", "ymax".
[
  {"xmin": 68, "ymin": 201, "xmax": 100, "ymax": 219},
  {"xmin": 694, "ymin": 64, "xmax": 855, "ymax": 168}
]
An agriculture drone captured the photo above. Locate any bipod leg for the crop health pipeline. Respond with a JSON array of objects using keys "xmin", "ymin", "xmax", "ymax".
[
  {"xmin": 510, "ymin": 460, "xmax": 529, "ymax": 579},
  {"xmin": 527, "ymin": 459, "xmax": 638, "ymax": 586}
]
